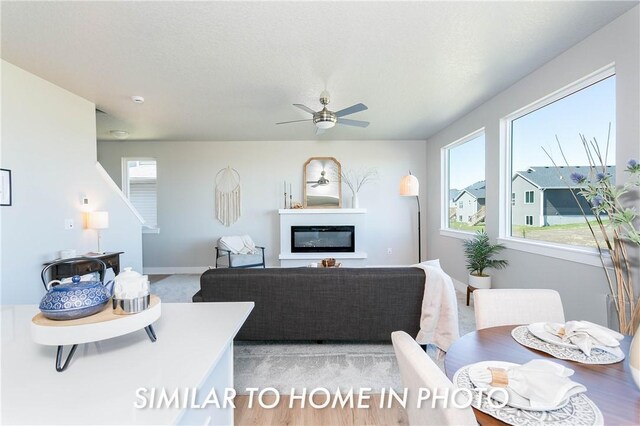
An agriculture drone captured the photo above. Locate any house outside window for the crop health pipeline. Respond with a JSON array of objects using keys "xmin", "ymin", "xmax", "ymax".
[
  {"xmin": 505, "ymin": 68, "xmax": 615, "ymax": 247},
  {"xmin": 122, "ymin": 158, "xmax": 158, "ymax": 233},
  {"xmin": 442, "ymin": 129, "xmax": 486, "ymax": 233},
  {"xmin": 524, "ymin": 190, "xmax": 534, "ymax": 204}
]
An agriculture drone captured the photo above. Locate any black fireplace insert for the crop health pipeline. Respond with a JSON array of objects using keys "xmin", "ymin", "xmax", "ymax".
[{"xmin": 291, "ymin": 225, "xmax": 355, "ymax": 253}]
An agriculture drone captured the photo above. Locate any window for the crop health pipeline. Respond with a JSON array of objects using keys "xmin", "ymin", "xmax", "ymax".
[
  {"xmin": 122, "ymin": 158, "xmax": 158, "ymax": 232},
  {"xmin": 506, "ymin": 69, "xmax": 615, "ymax": 248},
  {"xmin": 442, "ymin": 129, "xmax": 485, "ymax": 233},
  {"xmin": 524, "ymin": 191, "xmax": 534, "ymax": 204}
]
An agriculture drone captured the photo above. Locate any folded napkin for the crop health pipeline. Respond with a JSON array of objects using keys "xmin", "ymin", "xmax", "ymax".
[
  {"xmin": 469, "ymin": 359, "xmax": 586, "ymax": 409},
  {"xmin": 545, "ymin": 321, "xmax": 623, "ymax": 356}
]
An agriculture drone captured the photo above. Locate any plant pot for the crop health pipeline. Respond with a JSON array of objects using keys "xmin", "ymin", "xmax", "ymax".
[
  {"xmin": 469, "ymin": 273, "xmax": 491, "ymax": 289},
  {"xmin": 631, "ymin": 325, "xmax": 640, "ymax": 390}
]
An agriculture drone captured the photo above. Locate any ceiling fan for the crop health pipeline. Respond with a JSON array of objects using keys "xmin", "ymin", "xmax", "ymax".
[
  {"xmin": 276, "ymin": 91, "xmax": 369, "ymax": 135},
  {"xmin": 306, "ymin": 170, "xmax": 330, "ymax": 188}
]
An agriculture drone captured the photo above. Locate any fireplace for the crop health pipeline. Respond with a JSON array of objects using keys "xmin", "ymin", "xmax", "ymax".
[{"xmin": 291, "ymin": 225, "xmax": 355, "ymax": 253}]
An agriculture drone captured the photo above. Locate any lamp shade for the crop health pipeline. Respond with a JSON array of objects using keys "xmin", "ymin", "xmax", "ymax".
[
  {"xmin": 399, "ymin": 174, "xmax": 419, "ymax": 196},
  {"xmin": 88, "ymin": 211, "xmax": 109, "ymax": 229}
]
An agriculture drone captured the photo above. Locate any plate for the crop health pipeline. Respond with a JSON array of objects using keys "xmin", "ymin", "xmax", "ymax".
[
  {"xmin": 528, "ymin": 322, "xmax": 578, "ymax": 349},
  {"xmin": 467, "ymin": 360, "xmax": 570, "ymax": 411}
]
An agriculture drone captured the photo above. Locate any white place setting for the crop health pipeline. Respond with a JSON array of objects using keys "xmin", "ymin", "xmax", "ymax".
[
  {"xmin": 453, "ymin": 359, "xmax": 602, "ymax": 426},
  {"xmin": 511, "ymin": 320, "xmax": 625, "ymax": 364}
]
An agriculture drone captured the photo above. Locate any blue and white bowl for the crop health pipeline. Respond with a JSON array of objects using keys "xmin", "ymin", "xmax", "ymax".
[{"xmin": 39, "ymin": 275, "xmax": 113, "ymax": 320}]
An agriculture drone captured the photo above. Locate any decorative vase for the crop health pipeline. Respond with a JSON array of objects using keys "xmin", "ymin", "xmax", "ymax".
[
  {"xmin": 352, "ymin": 193, "xmax": 359, "ymax": 208},
  {"xmin": 468, "ymin": 273, "xmax": 491, "ymax": 289},
  {"xmin": 631, "ymin": 325, "xmax": 640, "ymax": 390}
]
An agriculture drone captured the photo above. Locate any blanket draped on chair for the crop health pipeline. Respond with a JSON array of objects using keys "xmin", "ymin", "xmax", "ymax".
[{"xmin": 413, "ymin": 263, "xmax": 460, "ymax": 353}]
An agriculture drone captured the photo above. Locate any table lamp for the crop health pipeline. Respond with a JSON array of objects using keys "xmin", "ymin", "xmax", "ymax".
[
  {"xmin": 399, "ymin": 172, "xmax": 421, "ymax": 263},
  {"xmin": 88, "ymin": 211, "xmax": 109, "ymax": 254}
]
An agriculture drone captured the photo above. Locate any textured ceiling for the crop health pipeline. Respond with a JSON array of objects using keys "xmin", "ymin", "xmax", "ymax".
[{"xmin": 1, "ymin": 1, "xmax": 636, "ymax": 142}]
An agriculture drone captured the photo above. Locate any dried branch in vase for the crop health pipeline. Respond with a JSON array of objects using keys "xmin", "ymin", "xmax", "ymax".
[
  {"xmin": 543, "ymin": 126, "xmax": 639, "ymax": 335},
  {"xmin": 341, "ymin": 167, "xmax": 378, "ymax": 195}
]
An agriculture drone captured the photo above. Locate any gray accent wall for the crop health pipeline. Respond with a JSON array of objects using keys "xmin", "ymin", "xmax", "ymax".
[
  {"xmin": 425, "ymin": 7, "xmax": 640, "ymax": 326},
  {"xmin": 97, "ymin": 140, "xmax": 427, "ymax": 271}
]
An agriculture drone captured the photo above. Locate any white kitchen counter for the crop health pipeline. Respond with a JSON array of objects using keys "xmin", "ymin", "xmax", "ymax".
[{"xmin": 1, "ymin": 301, "xmax": 254, "ymax": 425}]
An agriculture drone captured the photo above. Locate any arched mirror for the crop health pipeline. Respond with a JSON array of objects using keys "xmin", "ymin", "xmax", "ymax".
[{"xmin": 303, "ymin": 157, "xmax": 342, "ymax": 208}]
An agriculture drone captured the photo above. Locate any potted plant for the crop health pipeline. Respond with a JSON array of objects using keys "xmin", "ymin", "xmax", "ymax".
[{"xmin": 463, "ymin": 230, "xmax": 508, "ymax": 289}]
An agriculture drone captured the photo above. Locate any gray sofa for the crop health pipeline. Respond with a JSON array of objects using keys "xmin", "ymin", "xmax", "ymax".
[{"xmin": 192, "ymin": 267, "xmax": 425, "ymax": 342}]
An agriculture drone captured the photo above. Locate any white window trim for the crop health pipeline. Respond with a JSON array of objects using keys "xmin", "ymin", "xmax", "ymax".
[
  {"xmin": 498, "ymin": 63, "xmax": 615, "ymax": 266},
  {"xmin": 440, "ymin": 127, "xmax": 485, "ymax": 237},
  {"xmin": 122, "ymin": 157, "xmax": 159, "ymax": 231}
]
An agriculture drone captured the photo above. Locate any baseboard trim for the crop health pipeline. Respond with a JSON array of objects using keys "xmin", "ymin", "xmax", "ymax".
[{"xmin": 143, "ymin": 266, "xmax": 210, "ymax": 275}]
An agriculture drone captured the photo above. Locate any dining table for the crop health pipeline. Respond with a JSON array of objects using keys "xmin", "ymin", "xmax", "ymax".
[{"xmin": 444, "ymin": 325, "xmax": 639, "ymax": 425}]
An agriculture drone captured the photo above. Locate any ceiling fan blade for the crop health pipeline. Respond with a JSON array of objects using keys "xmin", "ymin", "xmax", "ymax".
[
  {"xmin": 276, "ymin": 119, "xmax": 312, "ymax": 125},
  {"xmin": 315, "ymin": 127, "xmax": 326, "ymax": 135},
  {"xmin": 337, "ymin": 118, "xmax": 370, "ymax": 128},
  {"xmin": 293, "ymin": 104, "xmax": 317, "ymax": 115},
  {"xmin": 311, "ymin": 183, "xmax": 320, "ymax": 188},
  {"xmin": 335, "ymin": 103, "xmax": 368, "ymax": 117}
]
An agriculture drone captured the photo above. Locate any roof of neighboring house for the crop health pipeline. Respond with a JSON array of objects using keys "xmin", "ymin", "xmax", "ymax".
[
  {"xmin": 449, "ymin": 189, "xmax": 461, "ymax": 201},
  {"xmin": 453, "ymin": 180, "xmax": 486, "ymax": 201},
  {"xmin": 513, "ymin": 166, "xmax": 616, "ymax": 189}
]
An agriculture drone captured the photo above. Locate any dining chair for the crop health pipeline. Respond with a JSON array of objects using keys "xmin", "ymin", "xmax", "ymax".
[
  {"xmin": 473, "ymin": 289, "xmax": 565, "ymax": 330},
  {"xmin": 391, "ymin": 331, "xmax": 477, "ymax": 426}
]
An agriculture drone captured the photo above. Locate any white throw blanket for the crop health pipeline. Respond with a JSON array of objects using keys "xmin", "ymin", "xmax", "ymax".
[
  {"xmin": 218, "ymin": 235, "xmax": 257, "ymax": 255},
  {"xmin": 413, "ymin": 263, "xmax": 460, "ymax": 353}
]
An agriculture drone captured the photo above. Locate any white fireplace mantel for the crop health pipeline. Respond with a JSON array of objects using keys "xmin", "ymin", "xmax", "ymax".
[
  {"xmin": 278, "ymin": 208, "xmax": 368, "ymax": 267},
  {"xmin": 278, "ymin": 208, "xmax": 367, "ymax": 215}
]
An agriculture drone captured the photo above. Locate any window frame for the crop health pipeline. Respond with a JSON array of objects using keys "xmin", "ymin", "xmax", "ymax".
[
  {"xmin": 121, "ymin": 157, "xmax": 160, "ymax": 234},
  {"xmin": 524, "ymin": 190, "xmax": 534, "ymax": 204},
  {"xmin": 498, "ymin": 64, "xmax": 615, "ymax": 266},
  {"xmin": 440, "ymin": 128, "xmax": 485, "ymax": 239}
]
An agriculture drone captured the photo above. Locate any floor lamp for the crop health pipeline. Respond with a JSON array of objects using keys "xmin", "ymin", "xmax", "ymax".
[{"xmin": 399, "ymin": 172, "xmax": 421, "ymax": 263}]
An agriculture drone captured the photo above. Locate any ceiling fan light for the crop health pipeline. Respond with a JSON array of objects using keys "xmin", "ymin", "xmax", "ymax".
[
  {"xmin": 315, "ymin": 120, "xmax": 335, "ymax": 129},
  {"xmin": 109, "ymin": 130, "xmax": 129, "ymax": 140}
]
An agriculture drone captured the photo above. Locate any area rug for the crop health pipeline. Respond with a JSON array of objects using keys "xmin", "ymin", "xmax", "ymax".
[
  {"xmin": 150, "ymin": 273, "xmax": 476, "ymax": 394},
  {"xmin": 149, "ymin": 274, "xmax": 201, "ymax": 302}
]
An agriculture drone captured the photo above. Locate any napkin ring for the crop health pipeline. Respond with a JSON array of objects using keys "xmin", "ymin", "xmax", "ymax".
[{"xmin": 488, "ymin": 367, "xmax": 509, "ymax": 388}]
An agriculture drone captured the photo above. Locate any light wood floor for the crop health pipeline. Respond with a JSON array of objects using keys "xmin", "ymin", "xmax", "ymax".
[{"xmin": 234, "ymin": 394, "xmax": 409, "ymax": 425}]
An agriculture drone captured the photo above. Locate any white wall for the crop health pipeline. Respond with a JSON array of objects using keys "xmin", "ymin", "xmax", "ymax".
[
  {"xmin": 425, "ymin": 7, "xmax": 640, "ymax": 325},
  {"xmin": 1, "ymin": 61, "xmax": 144, "ymax": 304},
  {"xmin": 97, "ymin": 139, "xmax": 427, "ymax": 272}
]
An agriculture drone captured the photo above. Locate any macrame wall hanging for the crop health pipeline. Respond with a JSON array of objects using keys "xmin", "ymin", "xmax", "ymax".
[{"xmin": 215, "ymin": 166, "xmax": 241, "ymax": 226}]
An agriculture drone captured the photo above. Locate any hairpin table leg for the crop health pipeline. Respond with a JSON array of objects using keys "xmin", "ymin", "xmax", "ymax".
[
  {"xmin": 144, "ymin": 324, "xmax": 157, "ymax": 342},
  {"xmin": 56, "ymin": 344, "xmax": 78, "ymax": 372}
]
